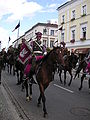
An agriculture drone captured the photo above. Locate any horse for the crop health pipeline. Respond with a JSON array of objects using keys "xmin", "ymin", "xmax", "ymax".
[
  {"xmin": 58, "ymin": 52, "xmax": 78, "ymax": 86},
  {"xmin": 24, "ymin": 46, "xmax": 65, "ymax": 117},
  {"xmin": 74, "ymin": 59, "xmax": 90, "ymax": 91},
  {"xmin": 0, "ymin": 52, "xmax": 4, "ymax": 84},
  {"xmin": 6, "ymin": 47, "xmax": 16, "ymax": 75},
  {"xmin": 13, "ymin": 44, "xmax": 26, "ymax": 85}
]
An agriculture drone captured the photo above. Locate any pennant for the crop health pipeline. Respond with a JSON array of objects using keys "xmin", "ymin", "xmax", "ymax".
[
  {"xmin": 58, "ymin": 26, "xmax": 63, "ymax": 31},
  {"xmin": 8, "ymin": 36, "xmax": 11, "ymax": 43},
  {"xmin": 12, "ymin": 21, "xmax": 20, "ymax": 32},
  {"xmin": 18, "ymin": 42, "xmax": 32, "ymax": 64}
]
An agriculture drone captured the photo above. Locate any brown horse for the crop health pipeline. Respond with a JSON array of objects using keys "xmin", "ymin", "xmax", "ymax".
[
  {"xmin": 24, "ymin": 46, "xmax": 64, "ymax": 117},
  {"xmin": 58, "ymin": 52, "xmax": 78, "ymax": 86},
  {"xmin": 0, "ymin": 52, "xmax": 4, "ymax": 84},
  {"xmin": 74, "ymin": 59, "xmax": 90, "ymax": 91}
]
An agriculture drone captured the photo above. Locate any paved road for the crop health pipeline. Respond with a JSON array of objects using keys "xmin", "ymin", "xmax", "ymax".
[{"xmin": 1, "ymin": 69, "xmax": 90, "ymax": 120}]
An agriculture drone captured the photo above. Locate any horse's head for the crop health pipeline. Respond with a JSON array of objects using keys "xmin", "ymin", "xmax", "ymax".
[{"xmin": 52, "ymin": 46, "xmax": 65, "ymax": 67}]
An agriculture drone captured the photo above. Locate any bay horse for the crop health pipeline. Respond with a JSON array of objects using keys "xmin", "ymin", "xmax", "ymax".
[
  {"xmin": 74, "ymin": 59, "xmax": 90, "ymax": 91},
  {"xmin": 58, "ymin": 52, "xmax": 78, "ymax": 86},
  {"xmin": 14, "ymin": 44, "xmax": 26, "ymax": 85},
  {"xmin": 0, "ymin": 52, "xmax": 4, "ymax": 84},
  {"xmin": 6, "ymin": 47, "xmax": 16, "ymax": 75},
  {"xmin": 24, "ymin": 46, "xmax": 64, "ymax": 117}
]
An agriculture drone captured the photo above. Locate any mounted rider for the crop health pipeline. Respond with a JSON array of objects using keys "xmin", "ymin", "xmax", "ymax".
[
  {"xmin": 85, "ymin": 51, "xmax": 90, "ymax": 74},
  {"xmin": 23, "ymin": 32, "xmax": 46, "ymax": 84}
]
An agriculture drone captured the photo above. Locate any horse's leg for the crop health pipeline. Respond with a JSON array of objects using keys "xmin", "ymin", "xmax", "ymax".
[
  {"xmin": 39, "ymin": 84, "xmax": 48, "ymax": 117},
  {"xmin": 64, "ymin": 70, "xmax": 67, "ymax": 85},
  {"xmin": 0, "ymin": 70, "xmax": 1, "ymax": 84},
  {"xmin": 13, "ymin": 65, "xmax": 15, "ymax": 76},
  {"xmin": 10, "ymin": 64, "xmax": 12, "ymax": 74},
  {"xmin": 79, "ymin": 74, "xmax": 86, "ymax": 91},
  {"xmin": 78, "ymin": 73, "xmax": 80, "ymax": 78},
  {"xmin": 88, "ymin": 78, "xmax": 90, "ymax": 93},
  {"xmin": 20, "ymin": 71, "xmax": 23, "ymax": 84},
  {"xmin": 68, "ymin": 70, "xmax": 73, "ymax": 86},
  {"xmin": 7, "ymin": 64, "xmax": 9, "ymax": 73},
  {"xmin": 59, "ymin": 70, "xmax": 63, "ymax": 83},
  {"xmin": 37, "ymin": 93, "xmax": 42, "ymax": 107},
  {"xmin": 74, "ymin": 68, "xmax": 81, "ymax": 79},
  {"xmin": 16, "ymin": 70, "xmax": 20, "ymax": 85},
  {"xmin": 29, "ymin": 83, "xmax": 32, "ymax": 100},
  {"xmin": 24, "ymin": 80, "xmax": 30, "ymax": 101}
]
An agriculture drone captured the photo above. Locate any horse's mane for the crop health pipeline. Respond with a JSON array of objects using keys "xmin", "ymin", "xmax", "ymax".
[
  {"xmin": 35, "ymin": 50, "xmax": 53, "ymax": 65},
  {"xmin": 41, "ymin": 47, "xmax": 59, "ymax": 63}
]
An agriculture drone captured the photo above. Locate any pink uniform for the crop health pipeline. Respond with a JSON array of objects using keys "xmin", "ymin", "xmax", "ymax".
[
  {"xmin": 86, "ymin": 62, "xmax": 90, "ymax": 74},
  {"xmin": 24, "ymin": 55, "xmax": 44, "ymax": 76}
]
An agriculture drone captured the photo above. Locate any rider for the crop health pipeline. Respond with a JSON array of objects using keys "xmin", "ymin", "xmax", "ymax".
[
  {"xmin": 85, "ymin": 52, "xmax": 90, "ymax": 74},
  {"xmin": 24, "ymin": 53, "xmax": 37, "ymax": 84}
]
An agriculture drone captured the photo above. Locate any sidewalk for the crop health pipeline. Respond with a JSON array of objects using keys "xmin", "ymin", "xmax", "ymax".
[{"xmin": 0, "ymin": 84, "xmax": 22, "ymax": 120}]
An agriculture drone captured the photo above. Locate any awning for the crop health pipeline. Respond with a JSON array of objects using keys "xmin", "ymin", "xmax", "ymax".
[{"xmin": 74, "ymin": 48, "xmax": 90, "ymax": 54}]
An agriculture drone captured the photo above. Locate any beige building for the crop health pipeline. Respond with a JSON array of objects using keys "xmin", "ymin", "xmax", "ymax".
[
  {"xmin": 13, "ymin": 22, "xmax": 58, "ymax": 49},
  {"xmin": 57, "ymin": 0, "xmax": 90, "ymax": 52}
]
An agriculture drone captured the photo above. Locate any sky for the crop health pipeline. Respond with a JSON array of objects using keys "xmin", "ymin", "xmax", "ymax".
[{"xmin": 0, "ymin": 0, "xmax": 68, "ymax": 50}]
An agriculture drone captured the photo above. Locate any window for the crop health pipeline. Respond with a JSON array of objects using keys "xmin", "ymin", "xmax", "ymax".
[
  {"xmin": 80, "ymin": 23, "xmax": 87, "ymax": 40},
  {"xmin": 43, "ymin": 28, "xmax": 47, "ymax": 35},
  {"xmin": 71, "ymin": 10, "xmax": 75, "ymax": 20},
  {"xmin": 82, "ymin": 27, "xmax": 86, "ymax": 38},
  {"xmin": 50, "ymin": 41, "xmax": 54, "ymax": 48},
  {"xmin": 32, "ymin": 32, "xmax": 33, "ymax": 37},
  {"xmin": 35, "ymin": 30, "xmax": 37, "ymax": 33},
  {"xmin": 72, "ymin": 30, "xmax": 75, "ymax": 40},
  {"xmin": 61, "ymin": 32, "xmax": 64, "ymax": 42},
  {"xmin": 43, "ymin": 40, "xmax": 47, "ymax": 47},
  {"xmin": 81, "ymin": 5, "xmax": 86, "ymax": 15},
  {"xmin": 50, "ymin": 30, "xmax": 54, "ymax": 36},
  {"xmin": 61, "ymin": 15, "xmax": 65, "ymax": 24}
]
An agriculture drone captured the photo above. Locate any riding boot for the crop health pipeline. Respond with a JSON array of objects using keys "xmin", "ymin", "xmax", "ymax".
[
  {"xmin": 28, "ymin": 68, "xmax": 37, "ymax": 84},
  {"xmin": 30, "ymin": 76, "xmax": 37, "ymax": 84}
]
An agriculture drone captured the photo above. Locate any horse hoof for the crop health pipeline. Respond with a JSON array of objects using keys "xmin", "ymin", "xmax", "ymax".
[
  {"xmin": 21, "ymin": 88, "xmax": 24, "ymax": 92},
  {"xmin": 79, "ymin": 88, "xmax": 81, "ymax": 91},
  {"xmin": 68, "ymin": 83, "xmax": 71, "ymax": 86},
  {"xmin": 26, "ymin": 97, "xmax": 30, "ymax": 101},
  {"xmin": 16, "ymin": 82, "xmax": 21, "ymax": 85},
  {"xmin": 64, "ymin": 82, "xmax": 66, "ymax": 86},
  {"xmin": 60, "ymin": 80, "xmax": 63, "ymax": 84},
  {"xmin": 29, "ymin": 95, "xmax": 32, "ymax": 100},
  {"xmin": 43, "ymin": 112, "xmax": 48, "ymax": 118}
]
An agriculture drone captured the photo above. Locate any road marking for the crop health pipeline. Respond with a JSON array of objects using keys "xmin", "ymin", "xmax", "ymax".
[{"xmin": 54, "ymin": 84, "xmax": 74, "ymax": 93}]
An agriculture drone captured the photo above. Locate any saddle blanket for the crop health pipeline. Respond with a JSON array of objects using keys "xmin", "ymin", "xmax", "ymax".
[
  {"xmin": 24, "ymin": 55, "xmax": 44, "ymax": 76},
  {"xmin": 85, "ymin": 62, "xmax": 90, "ymax": 74}
]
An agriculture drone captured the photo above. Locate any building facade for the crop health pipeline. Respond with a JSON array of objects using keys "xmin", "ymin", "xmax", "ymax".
[
  {"xmin": 12, "ymin": 22, "xmax": 58, "ymax": 49},
  {"xmin": 57, "ymin": 0, "xmax": 90, "ymax": 52}
]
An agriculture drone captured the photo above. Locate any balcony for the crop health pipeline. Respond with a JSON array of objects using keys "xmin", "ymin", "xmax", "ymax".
[
  {"xmin": 71, "ymin": 18, "xmax": 75, "ymax": 21},
  {"xmin": 81, "ymin": 13, "xmax": 86, "ymax": 17},
  {"xmin": 80, "ymin": 37, "xmax": 86, "ymax": 41},
  {"xmin": 61, "ymin": 21, "xmax": 64, "ymax": 25},
  {"xmin": 60, "ymin": 41, "xmax": 66, "ymax": 47},
  {"xmin": 70, "ymin": 39, "xmax": 75, "ymax": 43}
]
